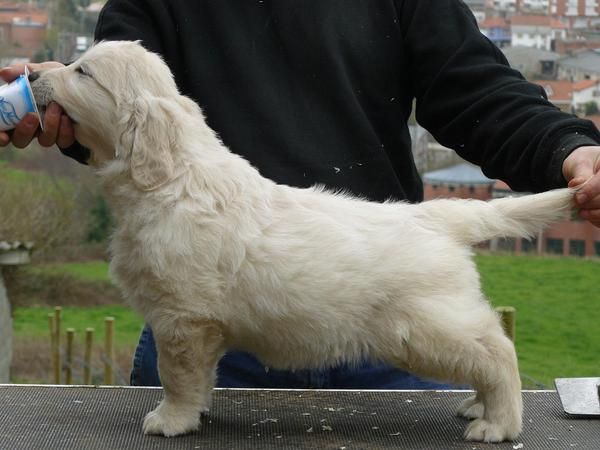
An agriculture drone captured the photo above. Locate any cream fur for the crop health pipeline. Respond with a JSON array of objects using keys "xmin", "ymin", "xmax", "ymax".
[{"xmin": 31, "ymin": 41, "xmax": 576, "ymax": 442}]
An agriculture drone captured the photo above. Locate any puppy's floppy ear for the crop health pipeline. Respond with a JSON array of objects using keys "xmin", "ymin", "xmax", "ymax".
[{"xmin": 118, "ymin": 93, "xmax": 179, "ymax": 191}]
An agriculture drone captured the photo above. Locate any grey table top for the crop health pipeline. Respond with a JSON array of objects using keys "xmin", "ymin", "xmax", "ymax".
[{"xmin": 0, "ymin": 385, "xmax": 598, "ymax": 449}]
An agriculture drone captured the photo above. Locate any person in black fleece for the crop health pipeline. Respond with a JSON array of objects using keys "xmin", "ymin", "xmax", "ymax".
[{"xmin": 2, "ymin": 0, "xmax": 600, "ymax": 388}]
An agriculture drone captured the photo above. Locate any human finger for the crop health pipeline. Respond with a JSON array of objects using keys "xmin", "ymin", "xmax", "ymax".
[
  {"xmin": 0, "ymin": 61, "xmax": 64, "ymax": 83},
  {"xmin": 571, "ymin": 172, "xmax": 600, "ymax": 207},
  {"xmin": 11, "ymin": 113, "xmax": 41, "ymax": 148},
  {"xmin": 56, "ymin": 114, "xmax": 76, "ymax": 149},
  {"xmin": 0, "ymin": 131, "xmax": 10, "ymax": 146},
  {"xmin": 37, "ymin": 103, "xmax": 62, "ymax": 147},
  {"xmin": 0, "ymin": 64, "xmax": 28, "ymax": 83},
  {"xmin": 577, "ymin": 208, "xmax": 600, "ymax": 228}
]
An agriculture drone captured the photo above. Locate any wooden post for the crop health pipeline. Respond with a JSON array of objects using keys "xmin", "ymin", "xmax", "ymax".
[
  {"xmin": 495, "ymin": 306, "xmax": 516, "ymax": 342},
  {"xmin": 54, "ymin": 307, "xmax": 62, "ymax": 384},
  {"xmin": 104, "ymin": 317, "xmax": 115, "ymax": 385},
  {"xmin": 48, "ymin": 313, "xmax": 58, "ymax": 384},
  {"xmin": 65, "ymin": 328, "xmax": 75, "ymax": 385},
  {"xmin": 83, "ymin": 328, "xmax": 94, "ymax": 385}
]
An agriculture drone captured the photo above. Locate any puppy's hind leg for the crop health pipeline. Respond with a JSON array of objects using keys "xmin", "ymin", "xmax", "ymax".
[
  {"xmin": 396, "ymin": 305, "xmax": 522, "ymax": 443},
  {"xmin": 461, "ymin": 326, "xmax": 522, "ymax": 443},
  {"xmin": 142, "ymin": 317, "xmax": 225, "ymax": 437}
]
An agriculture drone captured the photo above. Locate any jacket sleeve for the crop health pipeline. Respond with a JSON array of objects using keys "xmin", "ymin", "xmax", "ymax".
[
  {"xmin": 94, "ymin": 0, "xmax": 166, "ymax": 55},
  {"xmin": 398, "ymin": 0, "xmax": 600, "ymax": 192}
]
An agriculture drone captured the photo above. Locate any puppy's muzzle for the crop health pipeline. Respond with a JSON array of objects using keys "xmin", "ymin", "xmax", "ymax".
[{"xmin": 29, "ymin": 73, "xmax": 54, "ymax": 113}]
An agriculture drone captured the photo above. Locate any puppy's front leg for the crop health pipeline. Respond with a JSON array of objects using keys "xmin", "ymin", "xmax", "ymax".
[{"xmin": 142, "ymin": 318, "xmax": 225, "ymax": 437}]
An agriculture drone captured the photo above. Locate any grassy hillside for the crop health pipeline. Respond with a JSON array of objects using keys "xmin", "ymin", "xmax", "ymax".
[
  {"xmin": 30, "ymin": 261, "xmax": 111, "ymax": 283},
  {"xmin": 475, "ymin": 254, "xmax": 599, "ymax": 387},
  {"xmin": 0, "ymin": 159, "xmax": 73, "ymax": 189},
  {"xmin": 10, "ymin": 254, "xmax": 600, "ymax": 387},
  {"xmin": 0, "ymin": 160, "xmax": 34, "ymax": 183}
]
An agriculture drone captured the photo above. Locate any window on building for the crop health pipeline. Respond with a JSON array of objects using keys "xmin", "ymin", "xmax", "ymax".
[
  {"xmin": 595, "ymin": 241, "xmax": 600, "ymax": 257},
  {"xmin": 448, "ymin": 186, "xmax": 455, "ymax": 192},
  {"xmin": 521, "ymin": 238, "xmax": 538, "ymax": 253},
  {"xmin": 498, "ymin": 237, "xmax": 516, "ymax": 252},
  {"xmin": 569, "ymin": 240, "xmax": 585, "ymax": 257},
  {"xmin": 546, "ymin": 238, "xmax": 564, "ymax": 255}
]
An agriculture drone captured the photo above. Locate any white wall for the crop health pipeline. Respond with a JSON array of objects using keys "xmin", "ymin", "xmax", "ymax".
[
  {"xmin": 512, "ymin": 28, "xmax": 552, "ymax": 50},
  {"xmin": 494, "ymin": 0, "xmax": 517, "ymax": 12},
  {"xmin": 521, "ymin": 0, "xmax": 550, "ymax": 12},
  {"xmin": 573, "ymin": 86, "xmax": 600, "ymax": 110},
  {"xmin": 512, "ymin": 26, "xmax": 566, "ymax": 51}
]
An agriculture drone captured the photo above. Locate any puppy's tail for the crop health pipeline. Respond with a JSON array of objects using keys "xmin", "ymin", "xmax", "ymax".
[{"xmin": 416, "ymin": 188, "xmax": 575, "ymax": 245}]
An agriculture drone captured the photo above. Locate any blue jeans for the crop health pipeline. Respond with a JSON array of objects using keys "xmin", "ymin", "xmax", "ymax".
[{"xmin": 130, "ymin": 325, "xmax": 456, "ymax": 389}]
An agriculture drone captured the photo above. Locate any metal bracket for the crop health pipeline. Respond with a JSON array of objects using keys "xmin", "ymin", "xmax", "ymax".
[{"xmin": 555, "ymin": 377, "xmax": 600, "ymax": 417}]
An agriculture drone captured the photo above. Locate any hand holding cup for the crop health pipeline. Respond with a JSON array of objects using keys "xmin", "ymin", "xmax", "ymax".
[{"xmin": 0, "ymin": 62, "xmax": 75, "ymax": 149}]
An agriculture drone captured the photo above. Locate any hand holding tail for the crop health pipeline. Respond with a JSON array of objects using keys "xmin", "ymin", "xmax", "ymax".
[{"xmin": 562, "ymin": 146, "xmax": 600, "ymax": 227}]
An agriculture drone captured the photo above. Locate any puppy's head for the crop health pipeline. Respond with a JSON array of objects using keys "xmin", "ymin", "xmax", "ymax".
[{"xmin": 31, "ymin": 40, "xmax": 188, "ymax": 190}]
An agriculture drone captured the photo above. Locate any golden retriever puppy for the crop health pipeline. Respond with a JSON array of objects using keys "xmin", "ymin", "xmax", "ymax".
[{"xmin": 30, "ymin": 41, "xmax": 575, "ymax": 442}]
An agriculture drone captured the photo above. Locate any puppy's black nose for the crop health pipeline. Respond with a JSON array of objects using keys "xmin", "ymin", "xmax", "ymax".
[{"xmin": 28, "ymin": 71, "xmax": 40, "ymax": 82}]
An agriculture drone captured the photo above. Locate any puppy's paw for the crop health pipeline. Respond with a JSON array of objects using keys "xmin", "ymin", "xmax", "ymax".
[
  {"xmin": 456, "ymin": 395, "xmax": 484, "ymax": 419},
  {"xmin": 464, "ymin": 418, "xmax": 520, "ymax": 443},
  {"xmin": 142, "ymin": 401, "xmax": 200, "ymax": 437}
]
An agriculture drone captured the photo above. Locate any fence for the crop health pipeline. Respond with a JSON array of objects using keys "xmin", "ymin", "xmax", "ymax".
[{"xmin": 47, "ymin": 306, "xmax": 122, "ymax": 385}]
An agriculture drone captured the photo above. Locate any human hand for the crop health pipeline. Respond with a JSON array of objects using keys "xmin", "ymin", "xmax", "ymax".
[
  {"xmin": 562, "ymin": 145, "xmax": 600, "ymax": 227},
  {"xmin": 0, "ymin": 62, "xmax": 75, "ymax": 149}
]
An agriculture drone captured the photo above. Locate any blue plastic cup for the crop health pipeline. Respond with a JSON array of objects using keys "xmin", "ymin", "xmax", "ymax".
[{"xmin": 0, "ymin": 66, "xmax": 43, "ymax": 131}]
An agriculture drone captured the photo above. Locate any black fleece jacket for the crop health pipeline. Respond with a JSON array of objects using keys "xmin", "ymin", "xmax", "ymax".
[{"xmin": 65, "ymin": 0, "xmax": 600, "ymax": 202}]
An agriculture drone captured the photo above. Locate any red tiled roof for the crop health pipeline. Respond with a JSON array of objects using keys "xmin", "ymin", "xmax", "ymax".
[
  {"xmin": 480, "ymin": 17, "xmax": 509, "ymax": 29},
  {"xmin": 534, "ymin": 80, "xmax": 573, "ymax": 102},
  {"xmin": 510, "ymin": 15, "xmax": 568, "ymax": 29},
  {"xmin": 573, "ymin": 79, "xmax": 599, "ymax": 91},
  {"xmin": 534, "ymin": 78, "xmax": 600, "ymax": 103}
]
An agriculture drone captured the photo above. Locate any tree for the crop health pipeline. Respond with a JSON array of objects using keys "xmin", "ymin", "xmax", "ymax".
[
  {"xmin": 87, "ymin": 195, "xmax": 114, "ymax": 243},
  {"xmin": 0, "ymin": 166, "xmax": 89, "ymax": 255}
]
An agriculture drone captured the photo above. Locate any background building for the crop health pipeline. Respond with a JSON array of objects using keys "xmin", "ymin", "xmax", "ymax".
[
  {"xmin": 557, "ymin": 50, "xmax": 600, "ymax": 81},
  {"xmin": 510, "ymin": 15, "xmax": 568, "ymax": 51},
  {"xmin": 551, "ymin": 0, "xmax": 600, "ymax": 17},
  {"xmin": 0, "ymin": 2, "xmax": 48, "ymax": 64},
  {"xmin": 534, "ymin": 78, "xmax": 600, "ymax": 113}
]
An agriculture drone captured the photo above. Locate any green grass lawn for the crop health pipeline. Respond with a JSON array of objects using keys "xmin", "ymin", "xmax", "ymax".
[
  {"xmin": 0, "ymin": 160, "xmax": 73, "ymax": 189},
  {"xmin": 31, "ymin": 261, "xmax": 111, "ymax": 283},
  {"xmin": 13, "ymin": 305, "xmax": 144, "ymax": 348},
  {"xmin": 475, "ymin": 254, "xmax": 600, "ymax": 387},
  {"xmin": 12, "ymin": 254, "xmax": 600, "ymax": 387},
  {"xmin": 12, "ymin": 262, "xmax": 137, "ymax": 349},
  {"xmin": 0, "ymin": 160, "xmax": 34, "ymax": 183}
]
